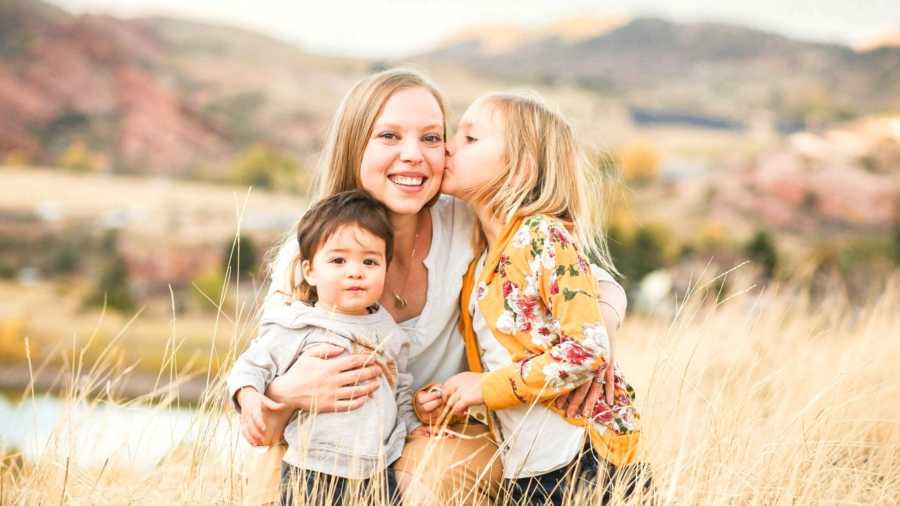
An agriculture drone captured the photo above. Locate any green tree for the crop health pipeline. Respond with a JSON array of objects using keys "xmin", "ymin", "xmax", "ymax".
[
  {"xmin": 224, "ymin": 235, "xmax": 258, "ymax": 279},
  {"xmin": 229, "ymin": 144, "xmax": 308, "ymax": 193},
  {"xmin": 84, "ymin": 232, "xmax": 135, "ymax": 312},
  {"xmin": 744, "ymin": 230, "xmax": 779, "ymax": 279},
  {"xmin": 892, "ymin": 221, "xmax": 900, "ymax": 266}
]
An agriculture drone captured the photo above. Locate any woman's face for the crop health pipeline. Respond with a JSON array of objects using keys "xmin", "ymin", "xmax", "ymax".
[
  {"xmin": 442, "ymin": 98, "xmax": 506, "ymax": 201},
  {"xmin": 359, "ymin": 87, "xmax": 445, "ymax": 216}
]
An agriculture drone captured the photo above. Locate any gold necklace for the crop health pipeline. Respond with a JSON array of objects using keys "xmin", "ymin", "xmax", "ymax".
[{"xmin": 391, "ymin": 217, "xmax": 420, "ymax": 309}]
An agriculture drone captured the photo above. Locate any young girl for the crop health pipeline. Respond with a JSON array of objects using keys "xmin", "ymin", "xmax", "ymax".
[
  {"xmin": 228, "ymin": 190, "xmax": 416, "ymax": 505},
  {"xmin": 435, "ymin": 92, "xmax": 646, "ymax": 504}
]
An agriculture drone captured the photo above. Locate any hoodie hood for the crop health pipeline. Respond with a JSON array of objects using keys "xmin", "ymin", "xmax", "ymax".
[{"xmin": 259, "ymin": 297, "xmax": 391, "ymax": 341}]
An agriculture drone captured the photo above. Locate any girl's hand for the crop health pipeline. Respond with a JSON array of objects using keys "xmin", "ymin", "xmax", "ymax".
[
  {"xmin": 236, "ymin": 387, "xmax": 289, "ymax": 446},
  {"xmin": 413, "ymin": 386, "xmax": 445, "ymax": 424},
  {"xmin": 442, "ymin": 372, "xmax": 484, "ymax": 415},
  {"xmin": 266, "ymin": 344, "xmax": 384, "ymax": 413}
]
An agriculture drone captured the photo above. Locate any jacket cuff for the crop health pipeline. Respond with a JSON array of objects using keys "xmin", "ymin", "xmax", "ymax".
[{"xmin": 481, "ymin": 368, "xmax": 523, "ymax": 410}]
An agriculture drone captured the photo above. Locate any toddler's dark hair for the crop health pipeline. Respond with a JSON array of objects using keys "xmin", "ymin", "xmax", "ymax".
[{"xmin": 289, "ymin": 190, "xmax": 393, "ymax": 304}]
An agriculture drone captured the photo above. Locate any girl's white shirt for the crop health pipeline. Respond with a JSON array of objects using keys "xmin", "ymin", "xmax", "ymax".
[
  {"xmin": 266, "ymin": 195, "xmax": 476, "ymax": 390},
  {"xmin": 470, "ymin": 253, "xmax": 586, "ymax": 479}
]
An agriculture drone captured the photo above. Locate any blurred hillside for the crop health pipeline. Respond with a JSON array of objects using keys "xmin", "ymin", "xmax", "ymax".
[
  {"xmin": 425, "ymin": 17, "xmax": 900, "ymax": 132},
  {"xmin": 0, "ymin": 0, "xmax": 366, "ymax": 175},
  {"xmin": 0, "ymin": 1, "xmax": 898, "ymax": 311}
]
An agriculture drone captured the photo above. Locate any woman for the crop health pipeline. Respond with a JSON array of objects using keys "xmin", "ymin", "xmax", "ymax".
[{"xmin": 235, "ymin": 69, "xmax": 627, "ymax": 505}]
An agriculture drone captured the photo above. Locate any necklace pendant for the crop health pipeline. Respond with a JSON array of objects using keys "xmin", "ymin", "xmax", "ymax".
[{"xmin": 392, "ymin": 292, "xmax": 408, "ymax": 309}]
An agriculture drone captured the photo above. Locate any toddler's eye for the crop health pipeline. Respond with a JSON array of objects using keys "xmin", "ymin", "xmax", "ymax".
[
  {"xmin": 329, "ymin": 257, "xmax": 345, "ymax": 264},
  {"xmin": 363, "ymin": 258, "xmax": 381, "ymax": 266}
]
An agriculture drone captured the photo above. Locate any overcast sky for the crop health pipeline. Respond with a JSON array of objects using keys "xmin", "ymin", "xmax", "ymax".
[{"xmin": 52, "ymin": 0, "xmax": 900, "ymax": 58}]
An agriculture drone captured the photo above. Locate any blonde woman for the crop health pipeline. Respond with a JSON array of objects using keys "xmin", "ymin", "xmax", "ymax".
[
  {"xmin": 431, "ymin": 92, "xmax": 649, "ymax": 505},
  {"xmin": 233, "ymin": 70, "xmax": 627, "ymax": 505}
]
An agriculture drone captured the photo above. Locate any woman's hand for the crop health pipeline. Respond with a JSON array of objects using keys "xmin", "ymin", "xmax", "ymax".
[
  {"xmin": 265, "ymin": 343, "xmax": 384, "ymax": 413},
  {"xmin": 236, "ymin": 386, "xmax": 289, "ymax": 446},
  {"xmin": 442, "ymin": 372, "xmax": 484, "ymax": 415},
  {"xmin": 555, "ymin": 277, "xmax": 624, "ymax": 418}
]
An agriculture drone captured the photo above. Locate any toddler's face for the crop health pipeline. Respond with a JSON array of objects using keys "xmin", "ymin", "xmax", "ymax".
[{"xmin": 302, "ymin": 225, "xmax": 387, "ymax": 315}]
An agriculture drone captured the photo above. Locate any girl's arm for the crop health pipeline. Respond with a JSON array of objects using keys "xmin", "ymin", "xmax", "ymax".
[{"xmin": 480, "ymin": 217, "xmax": 611, "ymax": 410}]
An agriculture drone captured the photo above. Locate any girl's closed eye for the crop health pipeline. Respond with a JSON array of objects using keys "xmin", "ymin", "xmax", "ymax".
[{"xmin": 465, "ymin": 135, "xmax": 477, "ymax": 143}]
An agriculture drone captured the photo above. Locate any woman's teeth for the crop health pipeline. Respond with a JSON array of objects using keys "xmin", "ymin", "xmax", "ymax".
[{"xmin": 389, "ymin": 175, "xmax": 425, "ymax": 187}]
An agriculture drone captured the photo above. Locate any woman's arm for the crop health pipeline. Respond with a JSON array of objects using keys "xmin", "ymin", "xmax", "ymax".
[
  {"xmin": 556, "ymin": 274, "xmax": 627, "ymax": 417},
  {"xmin": 236, "ymin": 344, "xmax": 383, "ymax": 446}
]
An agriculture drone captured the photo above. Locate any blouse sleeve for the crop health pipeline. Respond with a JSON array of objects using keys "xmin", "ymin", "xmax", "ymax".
[{"xmin": 481, "ymin": 217, "xmax": 611, "ymax": 410}]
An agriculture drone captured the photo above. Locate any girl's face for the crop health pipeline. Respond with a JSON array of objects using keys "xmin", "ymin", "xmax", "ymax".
[
  {"xmin": 442, "ymin": 98, "xmax": 506, "ymax": 202},
  {"xmin": 359, "ymin": 87, "xmax": 445, "ymax": 216}
]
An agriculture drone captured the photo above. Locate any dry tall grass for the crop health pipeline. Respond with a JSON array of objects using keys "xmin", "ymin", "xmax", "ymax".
[{"xmin": 2, "ymin": 273, "xmax": 899, "ymax": 505}]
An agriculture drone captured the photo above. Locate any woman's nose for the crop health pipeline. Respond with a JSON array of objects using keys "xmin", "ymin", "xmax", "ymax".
[{"xmin": 400, "ymin": 138, "xmax": 423, "ymax": 164}]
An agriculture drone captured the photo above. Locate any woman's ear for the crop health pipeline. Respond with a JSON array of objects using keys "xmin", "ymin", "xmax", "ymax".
[{"xmin": 301, "ymin": 259, "xmax": 316, "ymax": 287}]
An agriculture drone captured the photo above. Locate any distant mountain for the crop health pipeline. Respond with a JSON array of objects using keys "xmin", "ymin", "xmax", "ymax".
[
  {"xmin": 433, "ymin": 16, "xmax": 627, "ymax": 55},
  {"xmin": 422, "ymin": 17, "xmax": 900, "ymax": 125},
  {"xmin": 856, "ymin": 26, "xmax": 900, "ymax": 51},
  {"xmin": 0, "ymin": 1, "xmax": 366, "ymax": 175}
]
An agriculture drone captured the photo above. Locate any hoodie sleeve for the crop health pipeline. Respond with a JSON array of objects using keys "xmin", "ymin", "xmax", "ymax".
[{"xmin": 226, "ymin": 322, "xmax": 308, "ymax": 412}]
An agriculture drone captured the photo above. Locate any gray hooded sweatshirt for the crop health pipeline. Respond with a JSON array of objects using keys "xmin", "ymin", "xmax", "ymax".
[{"xmin": 227, "ymin": 298, "xmax": 417, "ymax": 479}]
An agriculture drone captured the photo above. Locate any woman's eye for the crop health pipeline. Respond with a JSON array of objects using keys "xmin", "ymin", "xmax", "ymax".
[
  {"xmin": 379, "ymin": 132, "xmax": 399, "ymax": 141},
  {"xmin": 423, "ymin": 133, "xmax": 443, "ymax": 144}
]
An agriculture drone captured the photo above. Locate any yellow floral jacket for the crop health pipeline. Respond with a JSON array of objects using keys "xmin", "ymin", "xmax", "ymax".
[{"xmin": 460, "ymin": 214, "xmax": 641, "ymax": 466}]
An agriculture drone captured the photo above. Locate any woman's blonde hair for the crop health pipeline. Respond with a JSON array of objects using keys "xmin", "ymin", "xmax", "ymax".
[
  {"xmin": 265, "ymin": 69, "xmax": 448, "ymax": 299},
  {"xmin": 466, "ymin": 91, "xmax": 618, "ymax": 275}
]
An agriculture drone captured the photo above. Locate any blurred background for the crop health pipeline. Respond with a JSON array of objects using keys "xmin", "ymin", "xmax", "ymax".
[{"xmin": 0, "ymin": 0, "xmax": 899, "ymax": 478}]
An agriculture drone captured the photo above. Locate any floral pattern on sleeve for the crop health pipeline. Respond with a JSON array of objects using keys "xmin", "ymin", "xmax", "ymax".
[{"xmin": 478, "ymin": 215, "xmax": 640, "ymax": 436}]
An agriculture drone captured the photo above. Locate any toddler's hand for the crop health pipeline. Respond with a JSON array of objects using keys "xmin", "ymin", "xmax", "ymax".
[
  {"xmin": 442, "ymin": 372, "xmax": 484, "ymax": 416},
  {"xmin": 237, "ymin": 387, "xmax": 289, "ymax": 446}
]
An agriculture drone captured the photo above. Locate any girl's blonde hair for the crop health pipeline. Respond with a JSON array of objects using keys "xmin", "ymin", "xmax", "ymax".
[
  {"xmin": 466, "ymin": 91, "xmax": 618, "ymax": 275},
  {"xmin": 265, "ymin": 69, "xmax": 448, "ymax": 299}
]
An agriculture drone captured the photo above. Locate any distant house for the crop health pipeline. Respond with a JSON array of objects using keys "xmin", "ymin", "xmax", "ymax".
[{"xmin": 629, "ymin": 106, "xmax": 745, "ymax": 131}]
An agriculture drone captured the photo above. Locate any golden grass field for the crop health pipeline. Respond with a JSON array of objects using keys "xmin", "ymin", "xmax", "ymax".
[{"xmin": 2, "ymin": 270, "xmax": 899, "ymax": 505}]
